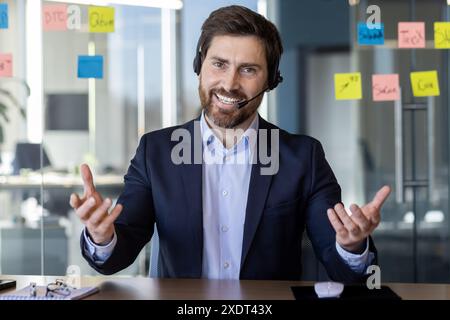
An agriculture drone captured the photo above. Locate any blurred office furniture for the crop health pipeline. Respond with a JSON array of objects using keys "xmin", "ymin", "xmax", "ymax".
[
  {"xmin": 6, "ymin": 141, "xmax": 134, "ymax": 217},
  {"xmin": 10, "ymin": 143, "xmax": 70, "ymax": 218},
  {"xmin": 11, "ymin": 143, "xmax": 51, "ymax": 175},
  {"xmin": 0, "ymin": 226, "xmax": 67, "ymax": 275},
  {"xmin": 0, "ymin": 172, "xmax": 124, "ymax": 217},
  {"xmin": 0, "ymin": 173, "xmax": 123, "ymax": 190},
  {"xmin": 1, "ymin": 143, "xmax": 67, "ymax": 276},
  {"xmin": 0, "ymin": 172, "xmax": 124, "ymax": 275}
]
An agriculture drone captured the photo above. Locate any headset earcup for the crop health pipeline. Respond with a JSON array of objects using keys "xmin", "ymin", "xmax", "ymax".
[
  {"xmin": 193, "ymin": 53, "xmax": 201, "ymax": 75},
  {"xmin": 269, "ymin": 71, "xmax": 282, "ymax": 90}
]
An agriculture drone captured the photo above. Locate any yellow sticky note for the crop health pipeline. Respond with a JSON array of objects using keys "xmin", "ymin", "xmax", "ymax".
[
  {"xmin": 410, "ymin": 71, "xmax": 440, "ymax": 97},
  {"xmin": 434, "ymin": 22, "xmax": 450, "ymax": 49},
  {"xmin": 89, "ymin": 6, "xmax": 114, "ymax": 33},
  {"xmin": 334, "ymin": 72, "xmax": 362, "ymax": 100}
]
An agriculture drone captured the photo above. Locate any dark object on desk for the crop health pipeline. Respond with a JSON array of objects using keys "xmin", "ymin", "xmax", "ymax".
[
  {"xmin": 12, "ymin": 142, "xmax": 51, "ymax": 175},
  {"xmin": 291, "ymin": 285, "xmax": 402, "ymax": 300},
  {"xmin": 0, "ymin": 280, "xmax": 16, "ymax": 291}
]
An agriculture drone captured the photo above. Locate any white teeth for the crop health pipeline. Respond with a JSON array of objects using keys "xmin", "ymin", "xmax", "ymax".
[{"xmin": 216, "ymin": 93, "xmax": 241, "ymax": 105}]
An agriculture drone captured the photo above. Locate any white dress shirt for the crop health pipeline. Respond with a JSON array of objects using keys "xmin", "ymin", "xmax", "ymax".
[{"xmin": 84, "ymin": 112, "xmax": 374, "ymax": 276}]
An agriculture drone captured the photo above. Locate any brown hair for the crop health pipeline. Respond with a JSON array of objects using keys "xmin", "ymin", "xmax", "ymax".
[{"xmin": 195, "ymin": 5, "xmax": 283, "ymax": 87}]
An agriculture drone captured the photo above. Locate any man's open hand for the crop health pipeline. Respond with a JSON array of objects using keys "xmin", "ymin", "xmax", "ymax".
[{"xmin": 327, "ymin": 185, "xmax": 391, "ymax": 253}]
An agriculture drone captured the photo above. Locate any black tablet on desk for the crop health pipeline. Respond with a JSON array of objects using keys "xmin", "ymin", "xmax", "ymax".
[{"xmin": 0, "ymin": 280, "xmax": 16, "ymax": 291}]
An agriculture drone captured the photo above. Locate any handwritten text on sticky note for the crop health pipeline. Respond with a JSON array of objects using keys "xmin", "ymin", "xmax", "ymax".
[
  {"xmin": 89, "ymin": 6, "xmax": 114, "ymax": 33},
  {"xmin": 77, "ymin": 55, "xmax": 103, "ymax": 79},
  {"xmin": 372, "ymin": 74, "xmax": 400, "ymax": 101},
  {"xmin": 334, "ymin": 72, "xmax": 362, "ymax": 100},
  {"xmin": 410, "ymin": 71, "xmax": 440, "ymax": 97},
  {"xmin": 398, "ymin": 22, "xmax": 425, "ymax": 48},
  {"xmin": 358, "ymin": 23, "xmax": 384, "ymax": 45},
  {"xmin": 434, "ymin": 22, "xmax": 450, "ymax": 49},
  {"xmin": 43, "ymin": 4, "xmax": 67, "ymax": 31},
  {"xmin": 0, "ymin": 3, "xmax": 8, "ymax": 29},
  {"xmin": 0, "ymin": 54, "xmax": 13, "ymax": 77}
]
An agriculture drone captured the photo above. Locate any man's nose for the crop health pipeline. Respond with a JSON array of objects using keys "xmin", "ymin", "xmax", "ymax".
[{"xmin": 222, "ymin": 68, "xmax": 240, "ymax": 92}]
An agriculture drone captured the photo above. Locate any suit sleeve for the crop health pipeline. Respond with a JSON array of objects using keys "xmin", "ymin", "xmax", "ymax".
[
  {"xmin": 81, "ymin": 134, "xmax": 155, "ymax": 275},
  {"xmin": 305, "ymin": 140, "xmax": 378, "ymax": 284}
]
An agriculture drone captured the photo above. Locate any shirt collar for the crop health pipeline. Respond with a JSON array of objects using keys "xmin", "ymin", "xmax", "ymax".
[{"xmin": 200, "ymin": 111, "xmax": 259, "ymax": 158}]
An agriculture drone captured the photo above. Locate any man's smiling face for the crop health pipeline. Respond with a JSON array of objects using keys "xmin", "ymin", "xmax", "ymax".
[{"xmin": 198, "ymin": 35, "xmax": 268, "ymax": 128}]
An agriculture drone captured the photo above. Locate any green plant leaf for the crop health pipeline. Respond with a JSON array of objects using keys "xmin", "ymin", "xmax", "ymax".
[
  {"xmin": 20, "ymin": 107, "xmax": 26, "ymax": 119},
  {"xmin": 0, "ymin": 106, "xmax": 10, "ymax": 122},
  {"xmin": 0, "ymin": 88, "xmax": 26, "ymax": 117},
  {"xmin": 0, "ymin": 78, "xmax": 30, "ymax": 144}
]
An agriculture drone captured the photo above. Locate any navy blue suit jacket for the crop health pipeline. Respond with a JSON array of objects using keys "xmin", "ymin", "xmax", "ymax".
[{"xmin": 81, "ymin": 116, "xmax": 376, "ymax": 283}]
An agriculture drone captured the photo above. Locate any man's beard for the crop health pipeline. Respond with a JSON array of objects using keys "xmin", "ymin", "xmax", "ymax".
[{"xmin": 199, "ymin": 81, "xmax": 261, "ymax": 129}]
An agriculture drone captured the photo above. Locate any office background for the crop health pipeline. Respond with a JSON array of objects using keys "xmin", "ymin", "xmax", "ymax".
[{"xmin": 0, "ymin": 0, "xmax": 449, "ymax": 283}]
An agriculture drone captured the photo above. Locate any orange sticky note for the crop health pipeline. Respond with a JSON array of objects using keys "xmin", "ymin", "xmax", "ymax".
[
  {"xmin": 334, "ymin": 72, "xmax": 362, "ymax": 100},
  {"xmin": 43, "ymin": 4, "xmax": 67, "ymax": 31},
  {"xmin": 372, "ymin": 74, "xmax": 400, "ymax": 101},
  {"xmin": 0, "ymin": 53, "xmax": 12, "ymax": 77},
  {"xmin": 434, "ymin": 22, "xmax": 450, "ymax": 49},
  {"xmin": 89, "ymin": 6, "xmax": 115, "ymax": 33},
  {"xmin": 410, "ymin": 71, "xmax": 440, "ymax": 97},
  {"xmin": 398, "ymin": 22, "xmax": 425, "ymax": 48}
]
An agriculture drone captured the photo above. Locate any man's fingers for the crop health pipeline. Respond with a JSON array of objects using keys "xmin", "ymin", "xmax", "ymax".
[
  {"xmin": 81, "ymin": 164, "xmax": 96, "ymax": 197},
  {"xmin": 75, "ymin": 196, "xmax": 97, "ymax": 221},
  {"xmin": 99, "ymin": 203, "xmax": 123, "ymax": 229},
  {"xmin": 370, "ymin": 211, "xmax": 381, "ymax": 225},
  {"xmin": 70, "ymin": 193, "xmax": 81, "ymax": 209},
  {"xmin": 334, "ymin": 203, "xmax": 360, "ymax": 236},
  {"xmin": 370, "ymin": 185, "xmax": 391, "ymax": 211},
  {"xmin": 327, "ymin": 209, "xmax": 347, "ymax": 236},
  {"xmin": 88, "ymin": 198, "xmax": 112, "ymax": 226},
  {"xmin": 349, "ymin": 204, "xmax": 372, "ymax": 231}
]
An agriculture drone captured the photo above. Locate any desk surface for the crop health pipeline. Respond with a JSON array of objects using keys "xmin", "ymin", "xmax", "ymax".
[
  {"xmin": 0, "ymin": 173, "xmax": 123, "ymax": 189},
  {"xmin": 1, "ymin": 275, "xmax": 450, "ymax": 300}
]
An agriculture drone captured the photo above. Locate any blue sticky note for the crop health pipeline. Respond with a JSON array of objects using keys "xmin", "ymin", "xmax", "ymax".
[
  {"xmin": 0, "ymin": 3, "xmax": 8, "ymax": 29},
  {"xmin": 77, "ymin": 55, "xmax": 103, "ymax": 79},
  {"xmin": 358, "ymin": 22, "xmax": 384, "ymax": 45}
]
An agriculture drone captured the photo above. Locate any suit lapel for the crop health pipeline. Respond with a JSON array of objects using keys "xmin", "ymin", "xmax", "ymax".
[
  {"xmin": 180, "ymin": 118, "xmax": 203, "ymax": 276},
  {"xmin": 240, "ymin": 116, "xmax": 274, "ymax": 270}
]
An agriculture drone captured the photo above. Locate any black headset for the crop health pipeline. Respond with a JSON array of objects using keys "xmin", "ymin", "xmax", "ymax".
[{"xmin": 193, "ymin": 38, "xmax": 283, "ymax": 91}]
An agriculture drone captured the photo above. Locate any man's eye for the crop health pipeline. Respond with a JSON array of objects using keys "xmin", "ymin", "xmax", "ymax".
[
  {"xmin": 213, "ymin": 62, "xmax": 224, "ymax": 68},
  {"xmin": 242, "ymin": 67, "xmax": 256, "ymax": 74}
]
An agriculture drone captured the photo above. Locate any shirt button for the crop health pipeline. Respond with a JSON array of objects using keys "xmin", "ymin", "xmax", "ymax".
[
  {"xmin": 223, "ymin": 262, "xmax": 230, "ymax": 269},
  {"xmin": 222, "ymin": 190, "xmax": 228, "ymax": 196},
  {"xmin": 221, "ymin": 225, "xmax": 228, "ymax": 232}
]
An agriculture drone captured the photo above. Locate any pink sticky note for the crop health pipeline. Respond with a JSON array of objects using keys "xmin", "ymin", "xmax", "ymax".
[
  {"xmin": 0, "ymin": 54, "xmax": 13, "ymax": 77},
  {"xmin": 43, "ymin": 4, "xmax": 67, "ymax": 31},
  {"xmin": 372, "ymin": 74, "xmax": 400, "ymax": 101},
  {"xmin": 398, "ymin": 22, "xmax": 425, "ymax": 48}
]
